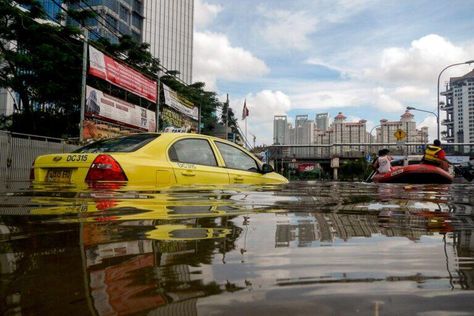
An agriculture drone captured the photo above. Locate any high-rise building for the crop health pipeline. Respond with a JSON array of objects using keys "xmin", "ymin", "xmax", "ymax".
[
  {"xmin": 441, "ymin": 70, "xmax": 474, "ymax": 143},
  {"xmin": 142, "ymin": 0, "xmax": 194, "ymax": 84},
  {"xmin": 376, "ymin": 111, "xmax": 428, "ymax": 143},
  {"xmin": 315, "ymin": 113, "xmax": 329, "ymax": 131},
  {"xmin": 331, "ymin": 112, "xmax": 367, "ymax": 144},
  {"xmin": 36, "ymin": 0, "xmax": 64, "ymax": 22},
  {"xmin": 68, "ymin": 0, "xmax": 145, "ymax": 43},
  {"xmin": 294, "ymin": 115, "xmax": 314, "ymax": 144},
  {"xmin": 273, "ymin": 115, "xmax": 288, "ymax": 144}
]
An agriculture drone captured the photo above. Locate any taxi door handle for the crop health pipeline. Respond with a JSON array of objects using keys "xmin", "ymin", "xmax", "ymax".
[
  {"xmin": 233, "ymin": 176, "xmax": 244, "ymax": 181},
  {"xmin": 181, "ymin": 170, "xmax": 196, "ymax": 177}
]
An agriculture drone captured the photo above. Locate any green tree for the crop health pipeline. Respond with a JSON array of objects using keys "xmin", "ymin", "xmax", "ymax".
[
  {"xmin": 0, "ymin": 0, "xmax": 221, "ymax": 138},
  {"xmin": 220, "ymin": 97, "xmax": 238, "ymax": 133},
  {"xmin": 0, "ymin": 0, "xmax": 86, "ymax": 135}
]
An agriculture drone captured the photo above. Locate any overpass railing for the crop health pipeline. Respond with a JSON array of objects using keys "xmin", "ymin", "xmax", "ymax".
[{"xmin": 267, "ymin": 143, "xmax": 474, "ymax": 160}]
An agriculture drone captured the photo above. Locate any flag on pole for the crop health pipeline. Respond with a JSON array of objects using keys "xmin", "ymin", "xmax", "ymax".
[{"xmin": 242, "ymin": 99, "xmax": 249, "ymax": 120}]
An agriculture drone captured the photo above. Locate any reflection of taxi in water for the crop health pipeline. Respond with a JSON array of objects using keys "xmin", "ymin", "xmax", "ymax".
[
  {"xmin": 146, "ymin": 224, "xmax": 230, "ymax": 241},
  {"xmin": 31, "ymin": 133, "xmax": 288, "ymax": 187}
]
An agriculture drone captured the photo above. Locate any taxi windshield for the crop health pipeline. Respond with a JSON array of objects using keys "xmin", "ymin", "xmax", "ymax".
[{"xmin": 74, "ymin": 134, "xmax": 159, "ymax": 153}]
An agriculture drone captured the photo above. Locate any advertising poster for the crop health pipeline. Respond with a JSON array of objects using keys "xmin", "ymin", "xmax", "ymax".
[
  {"xmin": 161, "ymin": 107, "xmax": 198, "ymax": 132},
  {"xmin": 82, "ymin": 120, "xmax": 133, "ymax": 140},
  {"xmin": 84, "ymin": 86, "xmax": 156, "ymax": 140},
  {"xmin": 88, "ymin": 46, "xmax": 157, "ymax": 102},
  {"xmin": 162, "ymin": 84, "xmax": 198, "ymax": 121},
  {"xmin": 297, "ymin": 163, "xmax": 315, "ymax": 172}
]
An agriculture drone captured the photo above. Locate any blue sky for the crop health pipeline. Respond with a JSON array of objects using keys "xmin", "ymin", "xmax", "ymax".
[{"xmin": 193, "ymin": 0, "xmax": 474, "ymax": 144}]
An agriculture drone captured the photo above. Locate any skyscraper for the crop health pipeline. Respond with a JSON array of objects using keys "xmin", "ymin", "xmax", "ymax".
[
  {"xmin": 142, "ymin": 0, "xmax": 194, "ymax": 84},
  {"xmin": 68, "ymin": 0, "xmax": 145, "ymax": 43},
  {"xmin": 441, "ymin": 70, "xmax": 474, "ymax": 144},
  {"xmin": 315, "ymin": 113, "xmax": 329, "ymax": 131},
  {"xmin": 294, "ymin": 115, "xmax": 314, "ymax": 144},
  {"xmin": 66, "ymin": 0, "xmax": 194, "ymax": 83},
  {"xmin": 36, "ymin": 0, "xmax": 63, "ymax": 22},
  {"xmin": 273, "ymin": 115, "xmax": 288, "ymax": 144}
]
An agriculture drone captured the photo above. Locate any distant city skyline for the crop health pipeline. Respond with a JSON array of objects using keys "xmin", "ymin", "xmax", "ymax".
[
  {"xmin": 274, "ymin": 110, "xmax": 428, "ymax": 145},
  {"xmin": 193, "ymin": 0, "xmax": 474, "ymax": 145}
]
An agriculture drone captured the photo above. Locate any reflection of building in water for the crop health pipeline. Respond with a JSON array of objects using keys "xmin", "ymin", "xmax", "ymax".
[
  {"xmin": 454, "ymin": 217, "xmax": 474, "ymax": 289},
  {"xmin": 275, "ymin": 212, "xmax": 432, "ymax": 247},
  {"xmin": 451, "ymin": 201, "xmax": 474, "ymax": 215},
  {"xmin": 275, "ymin": 213, "xmax": 319, "ymax": 247},
  {"xmin": 0, "ymin": 216, "xmax": 241, "ymax": 315}
]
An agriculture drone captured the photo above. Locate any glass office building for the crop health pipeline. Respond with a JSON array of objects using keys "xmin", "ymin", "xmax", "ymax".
[
  {"xmin": 142, "ymin": 0, "xmax": 194, "ymax": 84},
  {"xmin": 68, "ymin": 0, "xmax": 145, "ymax": 43}
]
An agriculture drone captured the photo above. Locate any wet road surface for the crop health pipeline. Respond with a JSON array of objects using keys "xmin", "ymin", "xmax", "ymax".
[{"xmin": 1, "ymin": 181, "xmax": 474, "ymax": 315}]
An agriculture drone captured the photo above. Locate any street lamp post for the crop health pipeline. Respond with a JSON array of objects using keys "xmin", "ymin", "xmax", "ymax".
[{"xmin": 437, "ymin": 60, "xmax": 474, "ymax": 140}]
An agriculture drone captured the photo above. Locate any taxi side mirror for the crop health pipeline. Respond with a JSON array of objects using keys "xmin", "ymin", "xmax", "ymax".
[{"xmin": 261, "ymin": 163, "xmax": 274, "ymax": 174}]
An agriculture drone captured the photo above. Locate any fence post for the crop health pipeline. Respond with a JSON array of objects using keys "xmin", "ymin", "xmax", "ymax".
[{"xmin": 5, "ymin": 132, "xmax": 12, "ymax": 182}]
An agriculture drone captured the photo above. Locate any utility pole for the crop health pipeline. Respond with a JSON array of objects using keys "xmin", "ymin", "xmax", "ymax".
[
  {"xmin": 156, "ymin": 69, "xmax": 161, "ymax": 132},
  {"xmin": 79, "ymin": 28, "xmax": 88, "ymax": 142},
  {"xmin": 198, "ymin": 103, "xmax": 201, "ymax": 134},
  {"xmin": 225, "ymin": 94, "xmax": 229, "ymax": 140}
]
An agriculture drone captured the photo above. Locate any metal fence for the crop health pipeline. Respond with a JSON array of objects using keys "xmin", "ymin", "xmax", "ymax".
[
  {"xmin": 0, "ymin": 131, "xmax": 79, "ymax": 182},
  {"xmin": 268, "ymin": 143, "xmax": 474, "ymax": 160}
]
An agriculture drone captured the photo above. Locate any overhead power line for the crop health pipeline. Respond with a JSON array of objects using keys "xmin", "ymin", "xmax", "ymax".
[{"xmin": 50, "ymin": 0, "xmax": 103, "ymax": 40}]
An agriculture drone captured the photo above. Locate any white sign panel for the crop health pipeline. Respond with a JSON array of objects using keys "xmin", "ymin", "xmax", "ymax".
[
  {"xmin": 162, "ymin": 84, "xmax": 198, "ymax": 120},
  {"xmin": 85, "ymin": 85, "xmax": 156, "ymax": 131}
]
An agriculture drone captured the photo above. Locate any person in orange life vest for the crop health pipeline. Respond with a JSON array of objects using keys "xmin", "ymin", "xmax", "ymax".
[
  {"xmin": 372, "ymin": 149, "xmax": 392, "ymax": 174},
  {"xmin": 422, "ymin": 139, "xmax": 449, "ymax": 171}
]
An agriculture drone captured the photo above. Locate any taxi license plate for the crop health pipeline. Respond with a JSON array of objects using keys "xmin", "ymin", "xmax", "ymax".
[{"xmin": 46, "ymin": 169, "xmax": 72, "ymax": 183}]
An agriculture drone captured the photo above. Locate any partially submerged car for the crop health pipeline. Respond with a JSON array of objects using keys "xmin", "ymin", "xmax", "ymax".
[{"xmin": 31, "ymin": 133, "xmax": 288, "ymax": 187}]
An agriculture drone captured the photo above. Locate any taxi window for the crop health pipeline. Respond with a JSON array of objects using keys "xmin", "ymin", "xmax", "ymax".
[
  {"xmin": 75, "ymin": 134, "xmax": 159, "ymax": 153},
  {"xmin": 215, "ymin": 142, "xmax": 259, "ymax": 172},
  {"xmin": 169, "ymin": 139, "xmax": 217, "ymax": 166}
]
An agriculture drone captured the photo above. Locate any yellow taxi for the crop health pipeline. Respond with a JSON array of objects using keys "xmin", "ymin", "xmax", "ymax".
[
  {"xmin": 146, "ymin": 224, "xmax": 231, "ymax": 241},
  {"xmin": 31, "ymin": 133, "xmax": 288, "ymax": 187}
]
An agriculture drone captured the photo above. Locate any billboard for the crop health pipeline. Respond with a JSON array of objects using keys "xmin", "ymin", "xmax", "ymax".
[
  {"xmin": 85, "ymin": 85, "xmax": 156, "ymax": 132},
  {"xmin": 161, "ymin": 107, "xmax": 198, "ymax": 132},
  {"xmin": 82, "ymin": 120, "xmax": 135, "ymax": 140},
  {"xmin": 88, "ymin": 45, "xmax": 157, "ymax": 102},
  {"xmin": 297, "ymin": 163, "xmax": 315, "ymax": 172},
  {"xmin": 162, "ymin": 84, "xmax": 198, "ymax": 120}
]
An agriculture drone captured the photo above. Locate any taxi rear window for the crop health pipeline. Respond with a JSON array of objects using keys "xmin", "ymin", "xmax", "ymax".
[{"xmin": 74, "ymin": 134, "xmax": 159, "ymax": 153}]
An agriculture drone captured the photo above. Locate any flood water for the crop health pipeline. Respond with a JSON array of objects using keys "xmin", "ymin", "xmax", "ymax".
[{"xmin": 1, "ymin": 181, "xmax": 474, "ymax": 315}]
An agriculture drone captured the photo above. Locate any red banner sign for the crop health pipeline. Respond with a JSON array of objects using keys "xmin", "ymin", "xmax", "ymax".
[
  {"xmin": 88, "ymin": 46, "xmax": 157, "ymax": 102},
  {"xmin": 297, "ymin": 163, "xmax": 315, "ymax": 172}
]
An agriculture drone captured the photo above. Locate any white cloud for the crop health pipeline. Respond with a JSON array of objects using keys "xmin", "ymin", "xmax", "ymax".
[
  {"xmin": 392, "ymin": 86, "xmax": 430, "ymax": 101},
  {"xmin": 293, "ymin": 34, "xmax": 474, "ymax": 118},
  {"xmin": 364, "ymin": 34, "xmax": 474, "ymax": 85},
  {"xmin": 324, "ymin": 0, "xmax": 376, "ymax": 23},
  {"xmin": 194, "ymin": 0, "xmax": 222, "ymax": 29},
  {"xmin": 230, "ymin": 90, "xmax": 292, "ymax": 145},
  {"xmin": 258, "ymin": 9, "xmax": 318, "ymax": 51},
  {"xmin": 193, "ymin": 32, "xmax": 269, "ymax": 89},
  {"xmin": 285, "ymin": 82, "xmax": 405, "ymax": 113}
]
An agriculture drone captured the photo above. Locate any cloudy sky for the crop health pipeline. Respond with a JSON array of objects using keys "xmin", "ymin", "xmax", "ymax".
[{"xmin": 192, "ymin": 0, "xmax": 474, "ymax": 145}]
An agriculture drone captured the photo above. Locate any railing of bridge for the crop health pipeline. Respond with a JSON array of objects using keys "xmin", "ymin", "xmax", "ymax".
[{"xmin": 267, "ymin": 143, "xmax": 474, "ymax": 160}]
